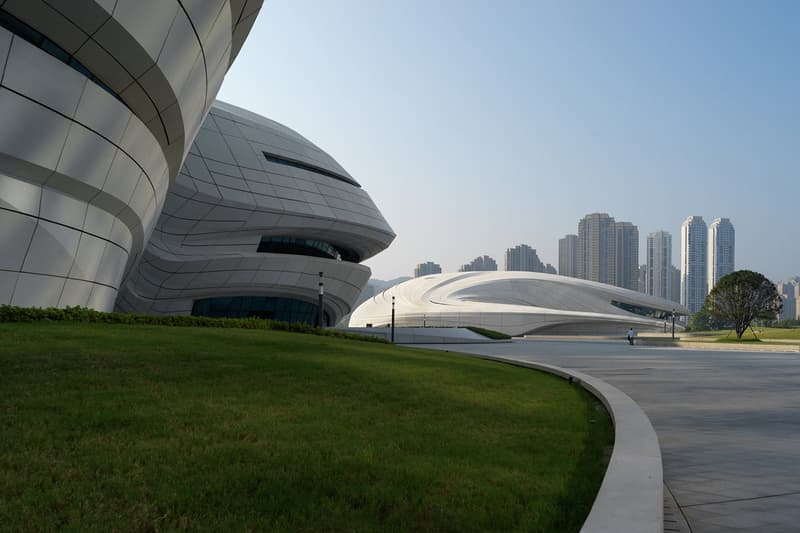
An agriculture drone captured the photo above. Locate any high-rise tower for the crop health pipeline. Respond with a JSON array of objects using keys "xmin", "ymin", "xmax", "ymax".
[
  {"xmin": 576, "ymin": 213, "xmax": 617, "ymax": 284},
  {"xmin": 505, "ymin": 244, "xmax": 544, "ymax": 272},
  {"xmin": 646, "ymin": 230, "xmax": 672, "ymax": 299},
  {"xmin": 708, "ymin": 218, "xmax": 735, "ymax": 292},
  {"xmin": 558, "ymin": 234, "xmax": 578, "ymax": 278},
  {"xmin": 614, "ymin": 222, "xmax": 639, "ymax": 290},
  {"xmin": 680, "ymin": 216, "xmax": 708, "ymax": 314}
]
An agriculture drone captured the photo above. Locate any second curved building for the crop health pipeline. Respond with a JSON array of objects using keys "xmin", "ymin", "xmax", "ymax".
[
  {"xmin": 350, "ymin": 272, "xmax": 688, "ymax": 336},
  {"xmin": 117, "ymin": 101, "xmax": 395, "ymax": 325}
]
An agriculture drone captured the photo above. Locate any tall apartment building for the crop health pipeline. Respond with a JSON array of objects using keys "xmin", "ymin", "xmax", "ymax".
[
  {"xmin": 414, "ymin": 261, "xmax": 442, "ymax": 277},
  {"xmin": 505, "ymin": 244, "xmax": 544, "ymax": 272},
  {"xmin": 459, "ymin": 255, "xmax": 498, "ymax": 272},
  {"xmin": 708, "ymin": 218, "xmax": 735, "ymax": 292},
  {"xmin": 670, "ymin": 265, "xmax": 682, "ymax": 304},
  {"xmin": 615, "ymin": 222, "xmax": 639, "ymax": 290},
  {"xmin": 576, "ymin": 213, "xmax": 617, "ymax": 284},
  {"xmin": 576, "ymin": 213, "xmax": 638, "ymax": 289},
  {"xmin": 646, "ymin": 230, "xmax": 672, "ymax": 300},
  {"xmin": 680, "ymin": 216, "xmax": 708, "ymax": 314},
  {"xmin": 638, "ymin": 265, "xmax": 647, "ymax": 294},
  {"xmin": 558, "ymin": 234, "xmax": 578, "ymax": 278},
  {"xmin": 776, "ymin": 280, "xmax": 800, "ymax": 320}
]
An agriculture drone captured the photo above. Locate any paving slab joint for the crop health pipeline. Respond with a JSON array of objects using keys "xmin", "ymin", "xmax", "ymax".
[{"xmin": 462, "ymin": 353, "xmax": 664, "ymax": 533}]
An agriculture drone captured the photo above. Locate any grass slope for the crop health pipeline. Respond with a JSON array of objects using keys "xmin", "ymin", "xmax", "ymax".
[{"xmin": 0, "ymin": 322, "xmax": 612, "ymax": 532}]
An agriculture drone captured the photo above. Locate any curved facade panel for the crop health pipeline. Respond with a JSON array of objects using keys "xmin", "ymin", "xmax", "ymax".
[
  {"xmin": 116, "ymin": 101, "xmax": 395, "ymax": 325},
  {"xmin": 0, "ymin": 1, "xmax": 262, "ymax": 310},
  {"xmin": 349, "ymin": 272, "xmax": 689, "ymax": 336}
]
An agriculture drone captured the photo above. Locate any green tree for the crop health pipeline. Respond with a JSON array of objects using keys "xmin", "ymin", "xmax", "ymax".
[
  {"xmin": 705, "ymin": 270, "xmax": 782, "ymax": 339},
  {"xmin": 689, "ymin": 306, "xmax": 732, "ymax": 331}
]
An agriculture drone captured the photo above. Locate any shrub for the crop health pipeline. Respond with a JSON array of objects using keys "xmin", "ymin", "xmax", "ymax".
[{"xmin": 0, "ymin": 305, "xmax": 387, "ymax": 343}]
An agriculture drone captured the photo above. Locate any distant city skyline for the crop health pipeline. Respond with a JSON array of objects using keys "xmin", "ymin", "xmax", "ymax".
[{"xmin": 219, "ymin": 1, "xmax": 800, "ymax": 284}]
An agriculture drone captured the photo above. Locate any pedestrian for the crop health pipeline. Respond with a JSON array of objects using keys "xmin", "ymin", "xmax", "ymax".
[{"xmin": 627, "ymin": 327, "xmax": 636, "ymax": 345}]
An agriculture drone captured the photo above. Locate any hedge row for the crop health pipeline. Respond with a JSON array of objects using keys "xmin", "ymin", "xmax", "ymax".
[{"xmin": 0, "ymin": 305, "xmax": 388, "ymax": 343}]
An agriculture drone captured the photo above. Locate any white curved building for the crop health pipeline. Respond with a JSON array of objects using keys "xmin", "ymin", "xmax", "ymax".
[
  {"xmin": 116, "ymin": 101, "xmax": 395, "ymax": 325},
  {"xmin": 0, "ymin": 1, "xmax": 262, "ymax": 310},
  {"xmin": 350, "ymin": 272, "xmax": 688, "ymax": 336}
]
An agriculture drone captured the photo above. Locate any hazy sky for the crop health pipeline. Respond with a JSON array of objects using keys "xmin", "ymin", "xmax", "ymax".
[{"xmin": 219, "ymin": 1, "xmax": 799, "ymax": 282}]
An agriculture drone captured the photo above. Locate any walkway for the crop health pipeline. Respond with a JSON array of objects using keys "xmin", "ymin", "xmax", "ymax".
[{"xmin": 418, "ymin": 338, "xmax": 800, "ymax": 533}]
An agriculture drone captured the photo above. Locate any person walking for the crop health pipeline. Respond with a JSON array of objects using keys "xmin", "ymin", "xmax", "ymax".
[{"xmin": 627, "ymin": 327, "xmax": 636, "ymax": 345}]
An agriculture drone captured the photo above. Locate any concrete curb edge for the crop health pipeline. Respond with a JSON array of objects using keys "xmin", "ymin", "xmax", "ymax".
[{"xmin": 460, "ymin": 353, "xmax": 664, "ymax": 533}]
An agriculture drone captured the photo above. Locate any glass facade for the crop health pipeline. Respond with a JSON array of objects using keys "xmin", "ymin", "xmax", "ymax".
[
  {"xmin": 611, "ymin": 300, "xmax": 670, "ymax": 320},
  {"xmin": 257, "ymin": 236, "xmax": 360, "ymax": 263},
  {"xmin": 192, "ymin": 296, "xmax": 329, "ymax": 325}
]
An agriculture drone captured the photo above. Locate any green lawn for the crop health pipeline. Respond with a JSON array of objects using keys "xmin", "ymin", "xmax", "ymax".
[
  {"xmin": 689, "ymin": 327, "xmax": 800, "ymax": 342},
  {"xmin": 0, "ymin": 322, "xmax": 612, "ymax": 532}
]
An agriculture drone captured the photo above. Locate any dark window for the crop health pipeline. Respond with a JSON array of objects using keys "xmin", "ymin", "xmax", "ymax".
[
  {"xmin": 262, "ymin": 151, "xmax": 360, "ymax": 187},
  {"xmin": 192, "ymin": 296, "xmax": 330, "ymax": 326},
  {"xmin": 610, "ymin": 300, "xmax": 669, "ymax": 320},
  {"xmin": 257, "ymin": 236, "xmax": 360, "ymax": 263},
  {"xmin": 0, "ymin": 9, "xmax": 123, "ymax": 104}
]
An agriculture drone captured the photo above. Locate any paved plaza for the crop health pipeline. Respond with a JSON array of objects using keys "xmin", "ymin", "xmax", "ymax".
[{"xmin": 418, "ymin": 338, "xmax": 800, "ymax": 533}]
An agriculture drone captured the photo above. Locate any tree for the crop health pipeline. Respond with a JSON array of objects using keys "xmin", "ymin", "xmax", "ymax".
[
  {"xmin": 705, "ymin": 270, "xmax": 782, "ymax": 339},
  {"xmin": 689, "ymin": 306, "xmax": 732, "ymax": 331}
]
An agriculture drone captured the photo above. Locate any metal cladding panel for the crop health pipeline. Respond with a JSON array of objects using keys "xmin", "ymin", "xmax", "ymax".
[
  {"xmin": 118, "ymin": 102, "xmax": 393, "ymax": 322},
  {"xmin": 0, "ymin": 1, "xmax": 263, "ymax": 311}
]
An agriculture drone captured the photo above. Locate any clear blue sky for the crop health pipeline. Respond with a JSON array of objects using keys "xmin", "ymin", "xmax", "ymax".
[{"xmin": 219, "ymin": 0, "xmax": 799, "ymax": 282}]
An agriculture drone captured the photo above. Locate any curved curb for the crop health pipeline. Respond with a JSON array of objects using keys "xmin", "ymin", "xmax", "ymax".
[{"xmin": 462, "ymin": 353, "xmax": 663, "ymax": 533}]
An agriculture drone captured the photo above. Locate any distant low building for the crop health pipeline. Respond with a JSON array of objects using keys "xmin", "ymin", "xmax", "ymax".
[
  {"xmin": 414, "ymin": 261, "xmax": 442, "ymax": 277},
  {"xmin": 545, "ymin": 263, "xmax": 558, "ymax": 275},
  {"xmin": 459, "ymin": 255, "xmax": 498, "ymax": 272}
]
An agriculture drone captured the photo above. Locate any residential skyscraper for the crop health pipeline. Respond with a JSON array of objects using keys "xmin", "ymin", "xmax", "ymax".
[
  {"xmin": 670, "ymin": 266, "xmax": 681, "ymax": 304},
  {"xmin": 505, "ymin": 244, "xmax": 544, "ymax": 272},
  {"xmin": 576, "ymin": 213, "xmax": 639, "ymax": 289},
  {"xmin": 558, "ymin": 234, "xmax": 578, "ymax": 278},
  {"xmin": 680, "ymin": 216, "xmax": 708, "ymax": 314},
  {"xmin": 638, "ymin": 265, "xmax": 647, "ymax": 294},
  {"xmin": 776, "ymin": 280, "xmax": 799, "ymax": 320},
  {"xmin": 646, "ymin": 230, "xmax": 672, "ymax": 300},
  {"xmin": 614, "ymin": 222, "xmax": 639, "ymax": 290},
  {"xmin": 708, "ymin": 218, "xmax": 735, "ymax": 292},
  {"xmin": 459, "ymin": 255, "xmax": 498, "ymax": 272},
  {"xmin": 414, "ymin": 261, "xmax": 442, "ymax": 277},
  {"xmin": 576, "ymin": 213, "xmax": 617, "ymax": 284}
]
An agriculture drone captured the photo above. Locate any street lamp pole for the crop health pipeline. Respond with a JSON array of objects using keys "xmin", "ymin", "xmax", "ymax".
[
  {"xmin": 672, "ymin": 308, "xmax": 676, "ymax": 339},
  {"xmin": 317, "ymin": 272, "xmax": 324, "ymax": 328},
  {"xmin": 391, "ymin": 296, "xmax": 395, "ymax": 343}
]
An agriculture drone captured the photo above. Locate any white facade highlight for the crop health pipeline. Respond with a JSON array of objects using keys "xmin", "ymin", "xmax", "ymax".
[
  {"xmin": 708, "ymin": 217, "xmax": 735, "ymax": 293},
  {"xmin": 350, "ymin": 272, "xmax": 688, "ymax": 336},
  {"xmin": 0, "ymin": 1, "xmax": 262, "ymax": 310},
  {"xmin": 116, "ymin": 101, "xmax": 395, "ymax": 324}
]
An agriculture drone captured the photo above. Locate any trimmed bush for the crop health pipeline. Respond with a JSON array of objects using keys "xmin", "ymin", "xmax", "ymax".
[{"xmin": 0, "ymin": 305, "xmax": 387, "ymax": 343}]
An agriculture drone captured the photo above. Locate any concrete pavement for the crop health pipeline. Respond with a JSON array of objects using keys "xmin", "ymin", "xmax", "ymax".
[{"xmin": 417, "ymin": 338, "xmax": 800, "ymax": 533}]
